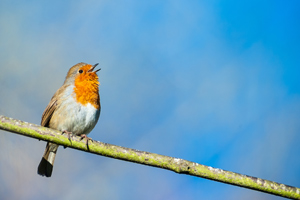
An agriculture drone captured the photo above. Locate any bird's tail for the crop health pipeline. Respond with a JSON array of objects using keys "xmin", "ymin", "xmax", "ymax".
[{"xmin": 37, "ymin": 142, "xmax": 59, "ymax": 177}]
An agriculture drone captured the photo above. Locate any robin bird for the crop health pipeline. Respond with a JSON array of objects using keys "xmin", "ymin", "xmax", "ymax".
[{"xmin": 37, "ymin": 62, "xmax": 101, "ymax": 177}]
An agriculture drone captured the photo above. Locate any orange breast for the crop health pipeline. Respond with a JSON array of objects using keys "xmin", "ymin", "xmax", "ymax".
[{"xmin": 74, "ymin": 71, "xmax": 100, "ymax": 109}]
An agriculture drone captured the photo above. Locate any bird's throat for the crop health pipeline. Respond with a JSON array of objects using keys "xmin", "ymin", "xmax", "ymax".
[{"xmin": 74, "ymin": 78, "xmax": 100, "ymax": 109}]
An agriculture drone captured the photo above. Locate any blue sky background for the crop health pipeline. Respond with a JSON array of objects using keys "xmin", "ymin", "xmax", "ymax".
[{"xmin": 0, "ymin": 1, "xmax": 300, "ymax": 200}]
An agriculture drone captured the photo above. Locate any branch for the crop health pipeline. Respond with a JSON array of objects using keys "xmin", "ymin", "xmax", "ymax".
[{"xmin": 0, "ymin": 115, "xmax": 299, "ymax": 199}]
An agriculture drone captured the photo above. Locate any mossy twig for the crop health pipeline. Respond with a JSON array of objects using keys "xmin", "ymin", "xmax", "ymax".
[{"xmin": 0, "ymin": 115, "xmax": 299, "ymax": 199}]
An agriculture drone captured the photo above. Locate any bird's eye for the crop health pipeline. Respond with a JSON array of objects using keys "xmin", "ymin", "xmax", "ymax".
[{"xmin": 78, "ymin": 69, "xmax": 83, "ymax": 74}]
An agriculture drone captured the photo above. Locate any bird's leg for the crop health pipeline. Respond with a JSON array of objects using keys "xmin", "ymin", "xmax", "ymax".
[
  {"xmin": 80, "ymin": 134, "xmax": 93, "ymax": 150},
  {"xmin": 62, "ymin": 130, "xmax": 74, "ymax": 148}
]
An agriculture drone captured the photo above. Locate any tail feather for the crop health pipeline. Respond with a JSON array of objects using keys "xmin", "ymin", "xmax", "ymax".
[{"xmin": 37, "ymin": 142, "xmax": 59, "ymax": 177}]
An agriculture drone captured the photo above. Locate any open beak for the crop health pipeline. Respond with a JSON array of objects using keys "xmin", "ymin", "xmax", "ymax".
[{"xmin": 88, "ymin": 63, "xmax": 101, "ymax": 73}]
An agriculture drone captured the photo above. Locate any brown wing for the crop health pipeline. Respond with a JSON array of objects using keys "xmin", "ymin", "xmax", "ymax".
[
  {"xmin": 41, "ymin": 98, "xmax": 58, "ymax": 127},
  {"xmin": 41, "ymin": 84, "xmax": 70, "ymax": 127}
]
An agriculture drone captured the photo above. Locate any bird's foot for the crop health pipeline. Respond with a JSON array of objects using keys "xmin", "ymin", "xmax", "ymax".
[
  {"xmin": 80, "ymin": 134, "xmax": 93, "ymax": 150},
  {"xmin": 62, "ymin": 130, "xmax": 74, "ymax": 148}
]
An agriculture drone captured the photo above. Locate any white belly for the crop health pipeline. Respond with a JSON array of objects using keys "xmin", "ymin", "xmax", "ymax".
[{"xmin": 49, "ymin": 94, "xmax": 100, "ymax": 136}]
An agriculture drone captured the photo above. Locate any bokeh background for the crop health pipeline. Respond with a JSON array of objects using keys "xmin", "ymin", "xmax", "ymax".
[{"xmin": 0, "ymin": 1, "xmax": 299, "ymax": 200}]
